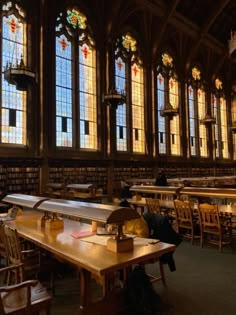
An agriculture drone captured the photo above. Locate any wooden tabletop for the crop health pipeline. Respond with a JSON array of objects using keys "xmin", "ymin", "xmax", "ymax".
[
  {"xmin": 6, "ymin": 210, "xmax": 176, "ymax": 307},
  {"xmin": 130, "ymin": 185, "xmax": 181, "ymax": 195},
  {"xmin": 180, "ymin": 187, "xmax": 236, "ymax": 198},
  {"xmin": 8, "ymin": 211, "xmax": 175, "ymax": 276}
]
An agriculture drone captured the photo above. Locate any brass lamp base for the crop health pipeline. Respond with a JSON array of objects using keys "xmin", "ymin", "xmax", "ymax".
[
  {"xmin": 107, "ymin": 237, "xmax": 134, "ymax": 252},
  {"xmin": 37, "ymin": 212, "xmax": 64, "ymax": 229},
  {"xmin": 45, "ymin": 218, "xmax": 64, "ymax": 230}
]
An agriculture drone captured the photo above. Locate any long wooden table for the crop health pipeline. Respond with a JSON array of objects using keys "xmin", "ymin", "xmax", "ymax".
[
  {"xmin": 6, "ymin": 211, "xmax": 176, "ymax": 308},
  {"xmin": 128, "ymin": 198, "xmax": 236, "ymax": 216}
]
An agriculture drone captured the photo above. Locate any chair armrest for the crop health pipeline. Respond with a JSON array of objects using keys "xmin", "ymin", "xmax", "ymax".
[
  {"xmin": 0, "ymin": 279, "xmax": 38, "ymax": 293},
  {"xmin": 21, "ymin": 249, "xmax": 39, "ymax": 255},
  {"xmin": 0, "ymin": 263, "xmax": 24, "ymax": 274}
]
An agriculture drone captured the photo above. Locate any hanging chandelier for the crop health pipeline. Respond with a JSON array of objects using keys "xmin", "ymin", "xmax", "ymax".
[
  {"xmin": 231, "ymin": 121, "xmax": 236, "ymax": 133},
  {"xmin": 160, "ymin": 103, "xmax": 178, "ymax": 119},
  {"xmin": 200, "ymin": 114, "xmax": 216, "ymax": 125},
  {"xmin": 103, "ymin": 89, "xmax": 126, "ymax": 109},
  {"xmin": 4, "ymin": 56, "xmax": 35, "ymax": 91}
]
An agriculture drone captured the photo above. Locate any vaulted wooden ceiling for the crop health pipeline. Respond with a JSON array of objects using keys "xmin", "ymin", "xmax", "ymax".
[{"xmin": 58, "ymin": 0, "xmax": 236, "ymax": 82}]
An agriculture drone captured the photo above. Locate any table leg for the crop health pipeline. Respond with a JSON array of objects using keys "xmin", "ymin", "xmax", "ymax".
[{"xmin": 79, "ymin": 268, "xmax": 91, "ymax": 308}]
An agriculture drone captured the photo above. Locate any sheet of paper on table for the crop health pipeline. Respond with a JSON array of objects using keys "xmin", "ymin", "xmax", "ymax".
[{"xmin": 79, "ymin": 234, "xmax": 160, "ymax": 246}]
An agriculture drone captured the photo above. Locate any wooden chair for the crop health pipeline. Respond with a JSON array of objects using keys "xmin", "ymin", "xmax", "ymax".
[
  {"xmin": 198, "ymin": 203, "xmax": 232, "ymax": 252},
  {"xmin": 219, "ymin": 211, "xmax": 236, "ymax": 237},
  {"xmin": 174, "ymin": 200, "xmax": 200, "ymax": 245},
  {"xmin": 145, "ymin": 198, "xmax": 161, "ymax": 214},
  {"xmin": 1, "ymin": 225, "xmax": 56, "ymax": 293},
  {"xmin": 0, "ymin": 223, "xmax": 7, "ymax": 267},
  {"xmin": 0, "ymin": 263, "xmax": 51, "ymax": 315}
]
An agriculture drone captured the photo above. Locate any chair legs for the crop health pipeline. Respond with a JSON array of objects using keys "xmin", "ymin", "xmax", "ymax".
[
  {"xmin": 159, "ymin": 261, "xmax": 166, "ymax": 286},
  {"xmin": 147, "ymin": 260, "xmax": 166, "ymax": 286}
]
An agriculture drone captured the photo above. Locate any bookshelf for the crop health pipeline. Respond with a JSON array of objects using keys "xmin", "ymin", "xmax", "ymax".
[{"xmin": 0, "ymin": 160, "xmax": 40, "ymax": 196}]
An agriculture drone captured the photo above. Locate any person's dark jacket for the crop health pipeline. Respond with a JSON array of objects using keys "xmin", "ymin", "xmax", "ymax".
[
  {"xmin": 155, "ymin": 174, "xmax": 167, "ymax": 186},
  {"xmin": 143, "ymin": 212, "xmax": 182, "ymax": 272}
]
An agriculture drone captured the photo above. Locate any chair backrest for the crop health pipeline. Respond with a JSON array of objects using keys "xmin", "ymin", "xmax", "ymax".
[
  {"xmin": 0, "ymin": 223, "xmax": 7, "ymax": 259},
  {"xmin": 174, "ymin": 200, "xmax": 193, "ymax": 225},
  {"xmin": 145, "ymin": 198, "xmax": 160, "ymax": 214},
  {"xmin": 3, "ymin": 225, "xmax": 23, "ymax": 266},
  {"xmin": 198, "ymin": 203, "xmax": 220, "ymax": 229}
]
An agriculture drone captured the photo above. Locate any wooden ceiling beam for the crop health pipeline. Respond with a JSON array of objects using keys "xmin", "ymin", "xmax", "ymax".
[{"xmin": 154, "ymin": 0, "xmax": 181, "ymax": 50}]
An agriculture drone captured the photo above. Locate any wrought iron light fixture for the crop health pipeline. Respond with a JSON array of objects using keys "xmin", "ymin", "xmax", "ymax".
[
  {"xmin": 160, "ymin": 103, "xmax": 178, "ymax": 119},
  {"xmin": 103, "ymin": 89, "xmax": 126, "ymax": 109},
  {"xmin": 200, "ymin": 114, "xmax": 216, "ymax": 125},
  {"xmin": 231, "ymin": 121, "xmax": 236, "ymax": 133},
  {"xmin": 4, "ymin": 56, "xmax": 35, "ymax": 91}
]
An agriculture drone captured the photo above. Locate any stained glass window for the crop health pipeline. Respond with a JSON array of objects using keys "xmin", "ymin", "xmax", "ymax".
[
  {"xmin": 131, "ymin": 62, "xmax": 145, "ymax": 153},
  {"xmin": 219, "ymin": 97, "xmax": 228, "ymax": 159},
  {"xmin": 212, "ymin": 79, "xmax": 229, "ymax": 159},
  {"xmin": 187, "ymin": 66, "xmax": 208, "ymax": 157},
  {"xmin": 169, "ymin": 77, "xmax": 180, "ymax": 155},
  {"xmin": 198, "ymin": 89, "xmax": 208, "ymax": 157},
  {"xmin": 156, "ymin": 53, "xmax": 180, "ymax": 156},
  {"xmin": 212, "ymin": 95, "xmax": 220, "ymax": 158},
  {"xmin": 188, "ymin": 85, "xmax": 196, "ymax": 156},
  {"xmin": 115, "ymin": 56, "xmax": 127, "ymax": 151},
  {"xmin": 192, "ymin": 67, "xmax": 201, "ymax": 80},
  {"xmin": 56, "ymin": 34, "xmax": 72, "ymax": 147},
  {"xmin": 232, "ymin": 95, "xmax": 236, "ymax": 160},
  {"xmin": 55, "ymin": 8, "xmax": 97, "ymax": 150},
  {"xmin": 162, "ymin": 53, "xmax": 173, "ymax": 67},
  {"xmin": 157, "ymin": 73, "xmax": 166, "ymax": 154},
  {"xmin": 115, "ymin": 34, "xmax": 145, "ymax": 153},
  {"xmin": 1, "ymin": 3, "xmax": 27, "ymax": 145}
]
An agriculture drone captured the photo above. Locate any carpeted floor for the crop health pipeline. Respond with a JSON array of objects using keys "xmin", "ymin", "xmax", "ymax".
[{"xmin": 51, "ymin": 239, "xmax": 236, "ymax": 315}]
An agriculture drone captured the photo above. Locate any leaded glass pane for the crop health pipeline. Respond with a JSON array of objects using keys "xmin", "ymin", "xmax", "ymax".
[
  {"xmin": 198, "ymin": 89, "xmax": 208, "ymax": 157},
  {"xmin": 115, "ymin": 56, "xmax": 127, "ymax": 151},
  {"xmin": 131, "ymin": 63, "xmax": 144, "ymax": 153},
  {"xmin": 157, "ymin": 73, "xmax": 166, "ymax": 154},
  {"xmin": 55, "ymin": 34, "xmax": 72, "ymax": 147},
  {"xmin": 232, "ymin": 97, "xmax": 236, "ymax": 160},
  {"xmin": 212, "ymin": 95, "xmax": 220, "ymax": 158},
  {"xmin": 220, "ymin": 98, "xmax": 228, "ymax": 159},
  {"xmin": 169, "ymin": 77, "xmax": 180, "ymax": 155},
  {"xmin": 188, "ymin": 85, "xmax": 196, "ymax": 156},
  {"xmin": 1, "ymin": 13, "xmax": 27, "ymax": 145},
  {"xmin": 116, "ymin": 104, "xmax": 127, "ymax": 151},
  {"xmin": 79, "ymin": 43, "xmax": 97, "ymax": 149}
]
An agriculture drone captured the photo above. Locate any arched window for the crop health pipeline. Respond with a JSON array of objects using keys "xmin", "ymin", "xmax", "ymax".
[
  {"xmin": 1, "ymin": 2, "xmax": 27, "ymax": 145},
  {"xmin": 156, "ymin": 53, "xmax": 180, "ymax": 155},
  {"xmin": 187, "ymin": 66, "xmax": 208, "ymax": 157},
  {"xmin": 231, "ymin": 91, "xmax": 236, "ymax": 160},
  {"xmin": 212, "ymin": 78, "xmax": 229, "ymax": 159},
  {"xmin": 114, "ymin": 34, "xmax": 145, "ymax": 153},
  {"xmin": 55, "ymin": 8, "xmax": 97, "ymax": 149}
]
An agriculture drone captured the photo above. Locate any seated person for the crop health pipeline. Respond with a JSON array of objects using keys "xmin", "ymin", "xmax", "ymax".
[
  {"xmin": 143, "ymin": 212, "xmax": 182, "ymax": 272},
  {"xmin": 118, "ymin": 199, "xmax": 149, "ymax": 238},
  {"xmin": 155, "ymin": 171, "xmax": 167, "ymax": 186},
  {"xmin": 123, "ymin": 216, "xmax": 149, "ymax": 238},
  {"xmin": 107, "ymin": 215, "xmax": 149, "ymax": 238}
]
